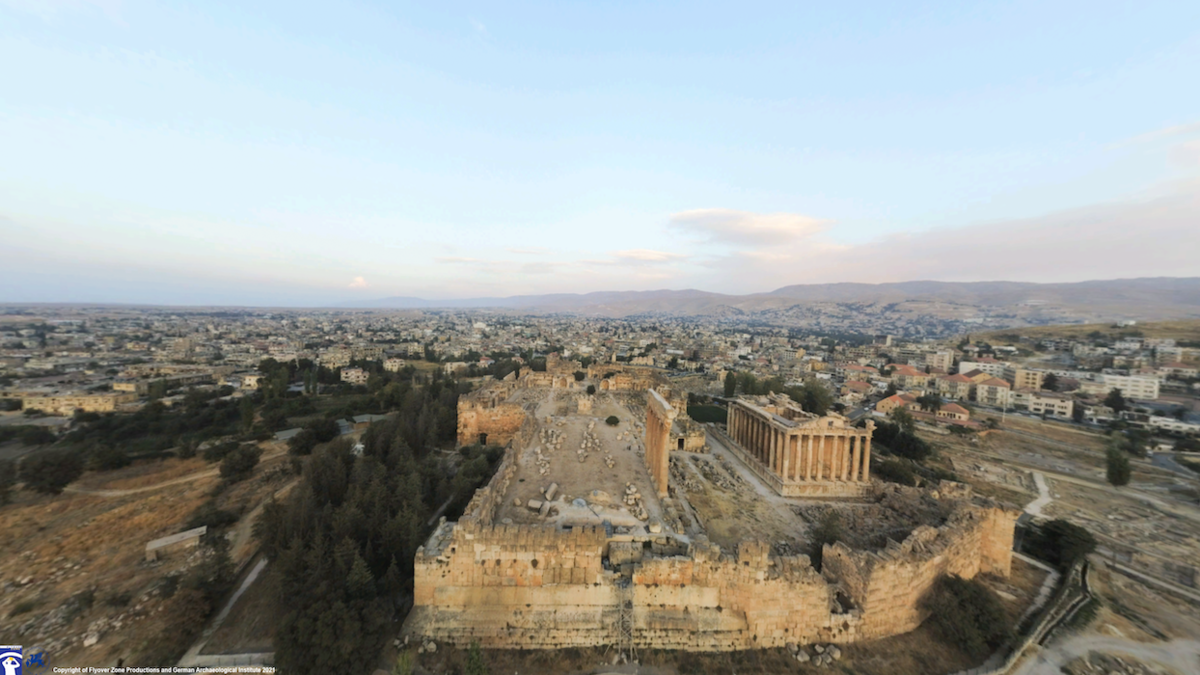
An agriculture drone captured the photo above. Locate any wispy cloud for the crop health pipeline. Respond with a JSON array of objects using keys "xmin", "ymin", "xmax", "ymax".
[
  {"xmin": 435, "ymin": 256, "xmax": 483, "ymax": 264},
  {"xmin": 669, "ymin": 208, "xmax": 830, "ymax": 246},
  {"xmin": 506, "ymin": 246, "xmax": 552, "ymax": 255},
  {"xmin": 1113, "ymin": 120, "xmax": 1200, "ymax": 148},
  {"xmin": 611, "ymin": 249, "xmax": 687, "ymax": 263},
  {"xmin": 347, "ymin": 276, "xmax": 369, "ymax": 289},
  {"xmin": 468, "ymin": 16, "xmax": 487, "ymax": 34}
]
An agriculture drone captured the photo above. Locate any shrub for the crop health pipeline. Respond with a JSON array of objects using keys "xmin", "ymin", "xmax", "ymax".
[
  {"xmin": 186, "ymin": 500, "xmax": 241, "ymax": 531},
  {"xmin": 586, "ymin": 385, "xmax": 596, "ymax": 395},
  {"xmin": 808, "ymin": 511, "xmax": 842, "ymax": 571},
  {"xmin": 288, "ymin": 429, "xmax": 318, "ymax": 456},
  {"xmin": 202, "ymin": 441, "xmax": 239, "ymax": 463},
  {"xmin": 605, "ymin": 416, "xmax": 619, "ymax": 426},
  {"xmin": 20, "ymin": 426, "xmax": 56, "ymax": 446},
  {"xmin": 687, "ymin": 405, "xmax": 728, "ymax": 424},
  {"xmin": 921, "ymin": 574, "xmax": 1011, "ymax": 660},
  {"xmin": 91, "ymin": 444, "xmax": 131, "ymax": 471},
  {"xmin": 874, "ymin": 458, "xmax": 917, "ymax": 486},
  {"xmin": 219, "ymin": 445, "xmax": 262, "ymax": 483},
  {"xmin": 19, "ymin": 448, "xmax": 84, "ymax": 495},
  {"xmin": 1025, "ymin": 519, "xmax": 1096, "ymax": 570}
]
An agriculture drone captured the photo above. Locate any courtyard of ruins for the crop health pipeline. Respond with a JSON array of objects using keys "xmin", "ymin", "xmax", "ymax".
[{"xmin": 405, "ymin": 365, "xmax": 1018, "ymax": 655}]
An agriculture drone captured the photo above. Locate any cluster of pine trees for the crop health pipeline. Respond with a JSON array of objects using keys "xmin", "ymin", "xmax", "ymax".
[{"xmin": 256, "ymin": 409, "xmax": 501, "ymax": 674}]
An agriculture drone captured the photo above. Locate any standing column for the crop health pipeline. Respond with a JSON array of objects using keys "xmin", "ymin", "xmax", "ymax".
[
  {"xmin": 777, "ymin": 432, "xmax": 787, "ymax": 480},
  {"xmin": 771, "ymin": 429, "xmax": 779, "ymax": 472},
  {"xmin": 861, "ymin": 437, "xmax": 871, "ymax": 481},
  {"xmin": 850, "ymin": 436, "xmax": 860, "ymax": 483},
  {"xmin": 806, "ymin": 434, "xmax": 815, "ymax": 480},
  {"xmin": 816, "ymin": 435, "xmax": 825, "ymax": 480},
  {"xmin": 841, "ymin": 435, "xmax": 850, "ymax": 481}
]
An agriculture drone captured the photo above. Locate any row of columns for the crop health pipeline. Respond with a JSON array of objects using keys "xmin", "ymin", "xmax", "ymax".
[{"xmin": 726, "ymin": 405, "xmax": 870, "ymax": 483}]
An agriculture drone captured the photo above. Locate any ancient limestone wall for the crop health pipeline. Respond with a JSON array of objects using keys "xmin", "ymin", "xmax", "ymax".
[
  {"xmin": 820, "ymin": 497, "xmax": 1019, "ymax": 639},
  {"xmin": 456, "ymin": 396, "xmax": 527, "ymax": 447},
  {"xmin": 407, "ymin": 475, "xmax": 1018, "ymax": 650}
]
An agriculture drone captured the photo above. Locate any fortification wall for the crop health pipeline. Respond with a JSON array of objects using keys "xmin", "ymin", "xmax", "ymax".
[
  {"xmin": 407, "ymin": 479, "xmax": 1018, "ymax": 650},
  {"xmin": 456, "ymin": 399, "xmax": 527, "ymax": 447}
]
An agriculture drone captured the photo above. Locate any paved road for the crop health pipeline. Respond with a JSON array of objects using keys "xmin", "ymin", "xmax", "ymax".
[
  {"xmin": 1151, "ymin": 451, "xmax": 1197, "ymax": 478},
  {"xmin": 1011, "ymin": 636, "xmax": 1200, "ymax": 675}
]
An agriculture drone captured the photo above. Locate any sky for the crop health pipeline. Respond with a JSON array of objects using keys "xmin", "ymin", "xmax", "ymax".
[{"xmin": 2, "ymin": 0, "xmax": 1199, "ymax": 306}]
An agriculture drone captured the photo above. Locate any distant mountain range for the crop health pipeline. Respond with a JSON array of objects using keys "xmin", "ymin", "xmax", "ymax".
[{"xmin": 341, "ymin": 277, "xmax": 1200, "ymax": 322}]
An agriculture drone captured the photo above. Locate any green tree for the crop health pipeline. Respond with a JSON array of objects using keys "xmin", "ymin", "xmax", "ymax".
[
  {"xmin": 921, "ymin": 575, "xmax": 1011, "ymax": 660},
  {"xmin": 723, "ymin": 371, "xmax": 737, "ymax": 398},
  {"xmin": 1106, "ymin": 445, "xmax": 1131, "ymax": 487},
  {"xmin": 883, "ymin": 382, "xmax": 898, "ymax": 397},
  {"xmin": 1026, "ymin": 519, "xmax": 1097, "ymax": 570},
  {"xmin": 605, "ymin": 416, "xmax": 619, "ymax": 426},
  {"xmin": 19, "ymin": 426, "xmax": 56, "ymax": 446},
  {"xmin": 220, "ymin": 445, "xmax": 262, "ymax": 482},
  {"xmin": 573, "ymin": 370, "xmax": 585, "ymax": 382},
  {"xmin": 19, "ymin": 449, "xmax": 85, "ymax": 495},
  {"xmin": 91, "ymin": 444, "xmax": 131, "ymax": 471},
  {"xmin": 586, "ymin": 384, "xmax": 596, "ymax": 395},
  {"xmin": 1042, "ymin": 373, "xmax": 1060, "ymax": 392},
  {"xmin": 288, "ymin": 429, "xmax": 318, "ymax": 456},
  {"xmin": 808, "ymin": 511, "xmax": 842, "ymax": 571},
  {"xmin": 239, "ymin": 396, "xmax": 256, "ymax": 433},
  {"xmin": 890, "ymin": 407, "xmax": 916, "ymax": 435},
  {"xmin": 916, "ymin": 393, "xmax": 942, "ymax": 413},
  {"xmin": 1104, "ymin": 388, "xmax": 1128, "ymax": 414},
  {"xmin": 0, "ymin": 459, "xmax": 15, "ymax": 505}
]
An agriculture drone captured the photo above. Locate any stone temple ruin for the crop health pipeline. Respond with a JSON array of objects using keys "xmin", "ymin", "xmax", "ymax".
[{"xmin": 404, "ymin": 364, "xmax": 1018, "ymax": 651}]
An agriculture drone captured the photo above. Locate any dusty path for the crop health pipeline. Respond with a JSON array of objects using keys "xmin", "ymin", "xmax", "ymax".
[
  {"xmin": 1011, "ymin": 636, "xmax": 1200, "ymax": 675},
  {"xmin": 64, "ymin": 448, "xmax": 288, "ymax": 497},
  {"xmin": 1024, "ymin": 472, "xmax": 1052, "ymax": 517}
]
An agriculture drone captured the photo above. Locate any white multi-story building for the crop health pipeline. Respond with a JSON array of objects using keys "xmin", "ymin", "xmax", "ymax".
[
  {"xmin": 1078, "ymin": 374, "xmax": 1160, "ymax": 400},
  {"xmin": 1147, "ymin": 416, "xmax": 1200, "ymax": 436},
  {"xmin": 383, "ymin": 357, "xmax": 407, "ymax": 372},
  {"xmin": 1012, "ymin": 390, "xmax": 1074, "ymax": 418},
  {"xmin": 958, "ymin": 360, "xmax": 1006, "ymax": 378}
]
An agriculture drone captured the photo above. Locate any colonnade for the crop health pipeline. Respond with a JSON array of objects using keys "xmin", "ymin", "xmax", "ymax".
[{"xmin": 726, "ymin": 403, "xmax": 871, "ymax": 484}]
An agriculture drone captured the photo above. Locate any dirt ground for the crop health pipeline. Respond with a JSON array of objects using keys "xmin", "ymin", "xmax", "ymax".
[
  {"xmin": 0, "ymin": 445, "xmax": 291, "ymax": 666},
  {"xmin": 202, "ymin": 563, "xmax": 278, "ymax": 654},
  {"xmin": 495, "ymin": 391, "xmax": 665, "ymax": 530}
]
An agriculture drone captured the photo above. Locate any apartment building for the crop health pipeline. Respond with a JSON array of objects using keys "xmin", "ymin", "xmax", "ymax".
[
  {"xmin": 1012, "ymin": 390, "xmax": 1074, "ymax": 418},
  {"xmin": 340, "ymin": 367, "xmax": 369, "ymax": 385},
  {"xmin": 1003, "ymin": 366, "xmax": 1044, "ymax": 391},
  {"xmin": 958, "ymin": 359, "xmax": 1006, "ymax": 378},
  {"xmin": 974, "ymin": 378, "xmax": 1012, "ymax": 408}
]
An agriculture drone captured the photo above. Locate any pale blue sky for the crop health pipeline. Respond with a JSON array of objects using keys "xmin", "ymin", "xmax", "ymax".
[{"xmin": 2, "ymin": 0, "xmax": 1199, "ymax": 305}]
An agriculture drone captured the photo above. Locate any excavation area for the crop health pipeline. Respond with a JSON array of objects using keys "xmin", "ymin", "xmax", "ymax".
[{"xmin": 492, "ymin": 391, "xmax": 666, "ymax": 532}]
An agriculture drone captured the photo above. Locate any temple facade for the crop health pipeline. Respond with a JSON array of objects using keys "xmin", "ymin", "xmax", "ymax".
[{"xmin": 725, "ymin": 394, "xmax": 874, "ymax": 498}]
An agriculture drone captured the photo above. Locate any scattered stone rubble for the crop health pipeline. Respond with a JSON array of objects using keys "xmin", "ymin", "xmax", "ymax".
[
  {"xmin": 786, "ymin": 642, "xmax": 841, "ymax": 667},
  {"xmin": 624, "ymin": 482, "xmax": 649, "ymax": 521}
]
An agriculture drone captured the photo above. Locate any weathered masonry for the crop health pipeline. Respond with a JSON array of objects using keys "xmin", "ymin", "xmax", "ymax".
[
  {"xmin": 405, "ymin": 382, "xmax": 1018, "ymax": 652},
  {"xmin": 644, "ymin": 389, "xmax": 677, "ymax": 498},
  {"xmin": 726, "ymin": 394, "xmax": 874, "ymax": 498}
]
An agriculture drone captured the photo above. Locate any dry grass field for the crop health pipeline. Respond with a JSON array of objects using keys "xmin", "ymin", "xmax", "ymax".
[
  {"xmin": 0, "ymin": 447, "xmax": 291, "ymax": 667},
  {"xmin": 976, "ymin": 319, "xmax": 1200, "ymax": 346}
]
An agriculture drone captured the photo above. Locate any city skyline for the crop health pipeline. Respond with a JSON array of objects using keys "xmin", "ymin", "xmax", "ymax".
[{"xmin": 2, "ymin": 1, "xmax": 1199, "ymax": 305}]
